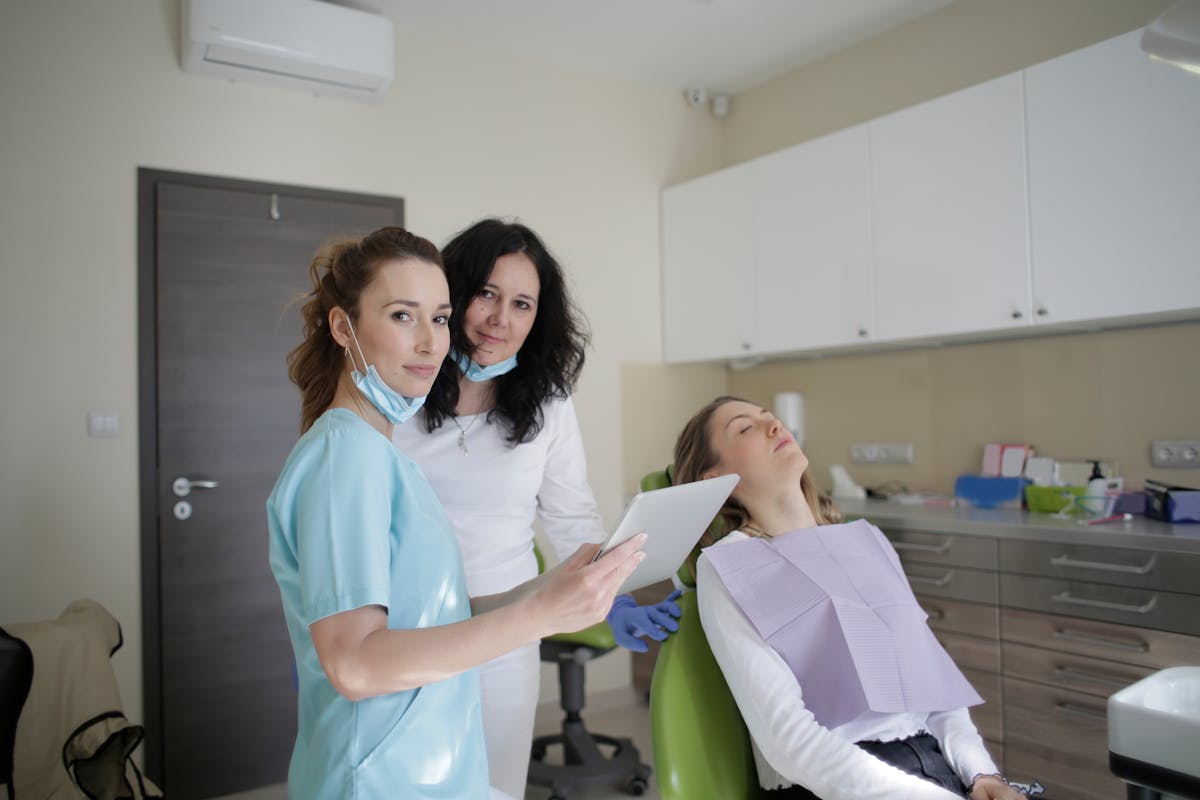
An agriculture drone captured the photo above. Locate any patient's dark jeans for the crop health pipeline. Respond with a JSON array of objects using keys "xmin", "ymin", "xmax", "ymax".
[{"xmin": 767, "ymin": 732, "xmax": 971, "ymax": 798}]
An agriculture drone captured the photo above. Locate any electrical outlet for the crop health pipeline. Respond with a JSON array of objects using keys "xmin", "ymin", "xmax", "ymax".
[
  {"xmin": 1150, "ymin": 440, "xmax": 1200, "ymax": 468},
  {"xmin": 850, "ymin": 442, "xmax": 914, "ymax": 465}
]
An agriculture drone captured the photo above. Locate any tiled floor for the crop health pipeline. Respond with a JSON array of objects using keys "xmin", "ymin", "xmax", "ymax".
[{"xmin": 214, "ymin": 688, "xmax": 658, "ymax": 800}]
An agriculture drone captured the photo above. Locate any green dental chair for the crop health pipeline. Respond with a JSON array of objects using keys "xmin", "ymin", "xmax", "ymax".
[{"xmin": 640, "ymin": 466, "xmax": 769, "ymax": 800}]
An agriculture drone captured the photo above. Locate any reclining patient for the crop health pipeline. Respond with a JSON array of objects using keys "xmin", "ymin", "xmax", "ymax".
[{"xmin": 673, "ymin": 396, "xmax": 1026, "ymax": 800}]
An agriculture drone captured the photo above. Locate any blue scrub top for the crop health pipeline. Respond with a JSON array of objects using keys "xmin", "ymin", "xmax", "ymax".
[{"xmin": 267, "ymin": 408, "xmax": 489, "ymax": 799}]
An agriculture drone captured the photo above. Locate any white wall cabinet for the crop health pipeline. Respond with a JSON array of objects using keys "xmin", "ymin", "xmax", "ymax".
[
  {"xmin": 660, "ymin": 30, "xmax": 1200, "ymax": 365},
  {"xmin": 660, "ymin": 166, "xmax": 756, "ymax": 362},
  {"xmin": 869, "ymin": 73, "xmax": 1031, "ymax": 341},
  {"xmin": 1024, "ymin": 30, "xmax": 1200, "ymax": 326},
  {"xmin": 753, "ymin": 125, "xmax": 874, "ymax": 353}
]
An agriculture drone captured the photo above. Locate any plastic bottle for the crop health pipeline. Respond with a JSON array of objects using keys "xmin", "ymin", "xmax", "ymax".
[{"xmin": 1084, "ymin": 461, "xmax": 1108, "ymax": 514}]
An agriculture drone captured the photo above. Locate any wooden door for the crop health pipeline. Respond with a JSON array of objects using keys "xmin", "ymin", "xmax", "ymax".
[{"xmin": 138, "ymin": 170, "xmax": 403, "ymax": 798}]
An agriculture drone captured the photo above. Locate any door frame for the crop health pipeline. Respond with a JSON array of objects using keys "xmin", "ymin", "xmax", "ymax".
[{"xmin": 136, "ymin": 168, "xmax": 404, "ymax": 783}]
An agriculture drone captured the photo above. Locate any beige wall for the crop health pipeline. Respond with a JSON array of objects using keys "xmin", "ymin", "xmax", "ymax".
[
  {"xmin": 725, "ymin": 0, "xmax": 1173, "ymax": 164},
  {"xmin": 0, "ymin": 2, "xmax": 727, "ymax": 720},
  {"xmin": 728, "ymin": 322, "xmax": 1200, "ymax": 495}
]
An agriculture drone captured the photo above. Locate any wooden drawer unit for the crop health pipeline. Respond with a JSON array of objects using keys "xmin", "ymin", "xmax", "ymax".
[
  {"xmin": 1001, "ymin": 640, "xmax": 1153, "ymax": 697},
  {"xmin": 885, "ymin": 529, "xmax": 998, "ymax": 570},
  {"xmin": 904, "ymin": 563, "xmax": 997, "ymax": 604},
  {"xmin": 919, "ymin": 594, "xmax": 999, "ymax": 640},
  {"xmin": 999, "ymin": 539, "xmax": 1200, "ymax": 595},
  {"xmin": 1000, "ymin": 573, "xmax": 1200, "ymax": 636},
  {"xmin": 1002, "ymin": 677, "xmax": 1126, "ymax": 800},
  {"xmin": 961, "ymin": 666, "xmax": 1003, "ymax": 744},
  {"xmin": 1001, "ymin": 607, "xmax": 1200, "ymax": 671},
  {"xmin": 934, "ymin": 629, "xmax": 1001, "ymax": 675}
]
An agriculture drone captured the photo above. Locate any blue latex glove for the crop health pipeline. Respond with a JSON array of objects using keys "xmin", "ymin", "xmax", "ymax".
[{"xmin": 606, "ymin": 589, "xmax": 683, "ymax": 653}]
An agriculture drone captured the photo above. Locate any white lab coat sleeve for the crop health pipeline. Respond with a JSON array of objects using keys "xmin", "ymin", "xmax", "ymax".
[
  {"xmin": 925, "ymin": 708, "xmax": 1000, "ymax": 789},
  {"xmin": 696, "ymin": 554, "xmax": 963, "ymax": 800},
  {"xmin": 536, "ymin": 396, "xmax": 607, "ymax": 562}
]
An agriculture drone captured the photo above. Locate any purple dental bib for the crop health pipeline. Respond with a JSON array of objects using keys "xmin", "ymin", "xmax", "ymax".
[{"xmin": 703, "ymin": 519, "xmax": 982, "ymax": 729}]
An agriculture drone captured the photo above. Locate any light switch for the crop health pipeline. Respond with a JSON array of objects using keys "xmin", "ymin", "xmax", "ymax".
[{"xmin": 88, "ymin": 411, "xmax": 119, "ymax": 438}]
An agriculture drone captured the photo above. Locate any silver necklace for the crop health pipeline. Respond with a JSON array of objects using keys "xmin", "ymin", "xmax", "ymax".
[{"xmin": 451, "ymin": 412, "xmax": 481, "ymax": 453}]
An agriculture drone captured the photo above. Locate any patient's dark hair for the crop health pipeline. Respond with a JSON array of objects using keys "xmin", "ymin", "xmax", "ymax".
[
  {"xmin": 673, "ymin": 395, "xmax": 841, "ymax": 551},
  {"xmin": 422, "ymin": 218, "xmax": 590, "ymax": 445}
]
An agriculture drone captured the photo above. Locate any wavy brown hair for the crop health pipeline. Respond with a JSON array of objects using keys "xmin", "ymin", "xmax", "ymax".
[
  {"xmin": 673, "ymin": 395, "xmax": 841, "ymax": 552},
  {"xmin": 287, "ymin": 226, "xmax": 443, "ymax": 433}
]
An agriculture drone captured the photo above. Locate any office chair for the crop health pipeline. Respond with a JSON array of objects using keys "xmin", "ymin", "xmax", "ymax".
[
  {"xmin": 0, "ymin": 630, "xmax": 34, "ymax": 800},
  {"xmin": 528, "ymin": 547, "xmax": 652, "ymax": 799},
  {"xmin": 641, "ymin": 466, "xmax": 769, "ymax": 800}
]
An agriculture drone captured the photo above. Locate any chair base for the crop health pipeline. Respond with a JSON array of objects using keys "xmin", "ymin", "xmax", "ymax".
[{"xmin": 529, "ymin": 718, "xmax": 651, "ymax": 799}]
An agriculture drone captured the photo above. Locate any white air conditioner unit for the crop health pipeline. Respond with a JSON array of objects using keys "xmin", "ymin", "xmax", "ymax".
[{"xmin": 181, "ymin": 0, "xmax": 395, "ymax": 102}]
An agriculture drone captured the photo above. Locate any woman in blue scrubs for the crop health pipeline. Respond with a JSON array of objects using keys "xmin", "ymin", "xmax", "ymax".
[{"xmin": 266, "ymin": 226, "xmax": 644, "ymax": 799}]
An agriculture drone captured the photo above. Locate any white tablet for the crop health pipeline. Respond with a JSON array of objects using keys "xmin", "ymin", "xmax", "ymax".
[{"xmin": 594, "ymin": 473, "xmax": 739, "ymax": 594}]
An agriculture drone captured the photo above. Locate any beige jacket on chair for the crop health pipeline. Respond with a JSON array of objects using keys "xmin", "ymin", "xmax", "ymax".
[{"xmin": 2, "ymin": 599, "xmax": 162, "ymax": 799}]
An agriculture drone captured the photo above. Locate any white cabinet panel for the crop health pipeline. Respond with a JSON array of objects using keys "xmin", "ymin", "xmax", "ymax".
[
  {"xmin": 753, "ymin": 126, "xmax": 874, "ymax": 353},
  {"xmin": 1025, "ymin": 30, "xmax": 1200, "ymax": 325},
  {"xmin": 870, "ymin": 74, "xmax": 1031, "ymax": 341},
  {"xmin": 661, "ymin": 167, "xmax": 755, "ymax": 363}
]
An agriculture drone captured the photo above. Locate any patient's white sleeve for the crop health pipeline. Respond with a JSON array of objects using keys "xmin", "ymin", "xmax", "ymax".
[
  {"xmin": 696, "ymin": 553, "xmax": 963, "ymax": 800},
  {"xmin": 926, "ymin": 708, "xmax": 999, "ymax": 787}
]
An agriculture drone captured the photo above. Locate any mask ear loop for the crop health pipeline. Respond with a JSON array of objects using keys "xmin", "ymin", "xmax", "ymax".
[{"xmin": 342, "ymin": 312, "xmax": 370, "ymax": 374}]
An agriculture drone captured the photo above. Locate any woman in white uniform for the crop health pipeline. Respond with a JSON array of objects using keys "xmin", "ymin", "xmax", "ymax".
[
  {"xmin": 393, "ymin": 219, "xmax": 680, "ymax": 797},
  {"xmin": 671, "ymin": 396, "xmax": 1028, "ymax": 800}
]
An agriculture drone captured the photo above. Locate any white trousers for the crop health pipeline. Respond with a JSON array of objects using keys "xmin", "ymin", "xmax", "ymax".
[{"xmin": 479, "ymin": 641, "xmax": 541, "ymax": 799}]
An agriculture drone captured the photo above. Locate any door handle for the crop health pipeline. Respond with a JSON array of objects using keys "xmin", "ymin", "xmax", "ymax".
[{"xmin": 173, "ymin": 477, "xmax": 220, "ymax": 497}]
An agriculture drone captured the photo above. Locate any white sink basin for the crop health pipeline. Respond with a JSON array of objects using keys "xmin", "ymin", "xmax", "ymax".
[{"xmin": 1109, "ymin": 666, "xmax": 1200, "ymax": 779}]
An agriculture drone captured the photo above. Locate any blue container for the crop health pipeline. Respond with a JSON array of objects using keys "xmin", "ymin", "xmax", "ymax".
[
  {"xmin": 954, "ymin": 475, "xmax": 1029, "ymax": 509},
  {"xmin": 1145, "ymin": 481, "xmax": 1200, "ymax": 523}
]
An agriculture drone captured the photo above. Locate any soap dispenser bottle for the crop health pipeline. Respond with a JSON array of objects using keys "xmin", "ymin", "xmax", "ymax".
[{"xmin": 1084, "ymin": 460, "xmax": 1108, "ymax": 514}]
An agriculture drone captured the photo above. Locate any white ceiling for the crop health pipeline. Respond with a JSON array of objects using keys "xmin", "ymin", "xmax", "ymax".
[{"xmin": 341, "ymin": 0, "xmax": 957, "ymax": 95}]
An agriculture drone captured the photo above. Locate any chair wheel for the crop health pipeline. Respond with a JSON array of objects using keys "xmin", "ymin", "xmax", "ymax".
[{"xmin": 624, "ymin": 777, "xmax": 648, "ymax": 796}]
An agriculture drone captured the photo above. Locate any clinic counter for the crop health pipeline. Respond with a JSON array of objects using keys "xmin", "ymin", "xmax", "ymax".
[{"xmin": 837, "ymin": 498, "xmax": 1200, "ymax": 555}]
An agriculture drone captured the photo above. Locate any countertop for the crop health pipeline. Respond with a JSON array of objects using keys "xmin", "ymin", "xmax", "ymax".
[{"xmin": 838, "ymin": 498, "xmax": 1200, "ymax": 555}]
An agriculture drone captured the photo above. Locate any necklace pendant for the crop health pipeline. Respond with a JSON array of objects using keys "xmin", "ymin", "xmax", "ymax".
[{"xmin": 458, "ymin": 430, "xmax": 468, "ymax": 454}]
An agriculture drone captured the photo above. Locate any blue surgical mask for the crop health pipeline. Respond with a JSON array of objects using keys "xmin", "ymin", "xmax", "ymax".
[
  {"xmin": 343, "ymin": 315, "xmax": 426, "ymax": 425},
  {"xmin": 451, "ymin": 346, "xmax": 518, "ymax": 382}
]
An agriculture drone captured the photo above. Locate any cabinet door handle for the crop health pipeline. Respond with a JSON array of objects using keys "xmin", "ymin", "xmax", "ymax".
[
  {"xmin": 893, "ymin": 539, "xmax": 952, "ymax": 555},
  {"xmin": 1050, "ymin": 554, "xmax": 1156, "ymax": 575},
  {"xmin": 1055, "ymin": 701, "xmax": 1106, "ymax": 722},
  {"xmin": 1051, "ymin": 591, "xmax": 1157, "ymax": 615},
  {"xmin": 925, "ymin": 608, "xmax": 946, "ymax": 621},
  {"xmin": 1052, "ymin": 628, "xmax": 1149, "ymax": 653},
  {"xmin": 907, "ymin": 571, "xmax": 953, "ymax": 588},
  {"xmin": 1053, "ymin": 665, "xmax": 1135, "ymax": 689}
]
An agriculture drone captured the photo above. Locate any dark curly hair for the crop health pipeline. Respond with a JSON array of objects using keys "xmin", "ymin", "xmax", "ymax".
[{"xmin": 422, "ymin": 218, "xmax": 590, "ymax": 445}]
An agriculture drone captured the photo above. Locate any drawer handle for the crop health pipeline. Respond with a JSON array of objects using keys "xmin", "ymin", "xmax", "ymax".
[
  {"xmin": 1053, "ymin": 665, "xmax": 1134, "ymax": 689},
  {"xmin": 908, "ymin": 571, "xmax": 953, "ymax": 588},
  {"xmin": 1055, "ymin": 701, "xmax": 1107, "ymax": 722},
  {"xmin": 1049, "ymin": 554, "xmax": 1156, "ymax": 575},
  {"xmin": 1051, "ymin": 591, "xmax": 1157, "ymax": 615},
  {"xmin": 893, "ymin": 539, "xmax": 952, "ymax": 555},
  {"xmin": 1052, "ymin": 628, "xmax": 1149, "ymax": 653},
  {"xmin": 925, "ymin": 608, "xmax": 946, "ymax": 620}
]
